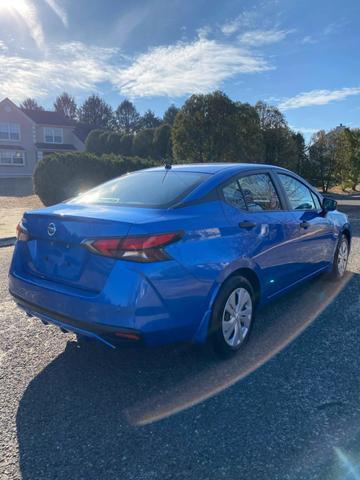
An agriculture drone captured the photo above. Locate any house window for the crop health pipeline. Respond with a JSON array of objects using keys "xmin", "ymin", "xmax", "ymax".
[
  {"xmin": 37, "ymin": 151, "xmax": 43, "ymax": 161},
  {"xmin": 44, "ymin": 127, "xmax": 63, "ymax": 144},
  {"xmin": 0, "ymin": 151, "xmax": 25, "ymax": 166},
  {"xmin": 0, "ymin": 122, "xmax": 21, "ymax": 141}
]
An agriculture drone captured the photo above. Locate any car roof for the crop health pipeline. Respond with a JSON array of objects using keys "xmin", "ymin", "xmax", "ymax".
[{"xmin": 145, "ymin": 163, "xmax": 277, "ymax": 175}]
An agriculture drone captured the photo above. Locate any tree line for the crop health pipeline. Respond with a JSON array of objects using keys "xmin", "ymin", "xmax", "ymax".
[
  {"xmin": 308, "ymin": 127, "xmax": 360, "ymax": 192},
  {"xmin": 20, "ymin": 91, "xmax": 359, "ymax": 192},
  {"xmin": 19, "ymin": 94, "xmax": 174, "ymax": 131}
]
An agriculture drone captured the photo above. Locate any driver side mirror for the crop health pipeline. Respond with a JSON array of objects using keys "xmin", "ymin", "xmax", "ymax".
[{"xmin": 322, "ymin": 197, "xmax": 337, "ymax": 212}]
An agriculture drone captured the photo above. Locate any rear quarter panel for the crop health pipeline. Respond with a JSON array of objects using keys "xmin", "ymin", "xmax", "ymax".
[{"xmin": 128, "ymin": 201, "xmax": 266, "ymax": 315}]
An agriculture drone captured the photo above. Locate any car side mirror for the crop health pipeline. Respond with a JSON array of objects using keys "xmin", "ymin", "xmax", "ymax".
[{"xmin": 322, "ymin": 197, "xmax": 337, "ymax": 212}]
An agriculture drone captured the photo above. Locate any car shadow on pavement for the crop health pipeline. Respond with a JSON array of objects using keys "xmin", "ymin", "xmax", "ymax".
[{"xmin": 16, "ymin": 272, "xmax": 360, "ymax": 480}]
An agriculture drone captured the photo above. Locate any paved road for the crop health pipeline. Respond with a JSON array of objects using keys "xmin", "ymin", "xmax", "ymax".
[{"xmin": 0, "ymin": 200, "xmax": 359, "ymax": 480}]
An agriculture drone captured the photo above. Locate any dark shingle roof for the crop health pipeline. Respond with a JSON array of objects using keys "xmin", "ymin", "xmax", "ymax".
[
  {"xmin": 35, "ymin": 143, "xmax": 76, "ymax": 151},
  {"xmin": 23, "ymin": 109, "xmax": 75, "ymax": 126},
  {"xmin": 73, "ymin": 124, "xmax": 93, "ymax": 143}
]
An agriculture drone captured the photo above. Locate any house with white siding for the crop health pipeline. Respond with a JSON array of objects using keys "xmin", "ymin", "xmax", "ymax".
[{"xmin": 0, "ymin": 98, "xmax": 88, "ymax": 195}]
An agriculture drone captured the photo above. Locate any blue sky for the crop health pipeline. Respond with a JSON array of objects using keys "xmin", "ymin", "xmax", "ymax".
[{"xmin": 0, "ymin": 0, "xmax": 359, "ymax": 140}]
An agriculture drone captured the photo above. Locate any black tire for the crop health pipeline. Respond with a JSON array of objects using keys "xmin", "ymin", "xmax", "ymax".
[
  {"xmin": 330, "ymin": 234, "xmax": 349, "ymax": 280},
  {"xmin": 209, "ymin": 275, "xmax": 255, "ymax": 357}
]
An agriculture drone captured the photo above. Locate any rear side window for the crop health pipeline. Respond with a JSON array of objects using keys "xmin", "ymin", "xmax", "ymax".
[
  {"xmin": 238, "ymin": 174, "xmax": 281, "ymax": 211},
  {"xmin": 71, "ymin": 171, "xmax": 209, "ymax": 208},
  {"xmin": 278, "ymin": 174, "xmax": 315, "ymax": 210},
  {"xmin": 222, "ymin": 180, "xmax": 247, "ymax": 210}
]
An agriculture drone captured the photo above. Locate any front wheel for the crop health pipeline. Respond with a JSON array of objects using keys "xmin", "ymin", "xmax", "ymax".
[
  {"xmin": 331, "ymin": 234, "xmax": 349, "ymax": 279},
  {"xmin": 209, "ymin": 276, "xmax": 255, "ymax": 357}
]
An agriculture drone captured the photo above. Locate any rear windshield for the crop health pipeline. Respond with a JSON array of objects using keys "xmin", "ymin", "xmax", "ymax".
[{"xmin": 70, "ymin": 170, "xmax": 210, "ymax": 208}]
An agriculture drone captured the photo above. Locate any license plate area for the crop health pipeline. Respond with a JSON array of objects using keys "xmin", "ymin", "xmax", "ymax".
[{"xmin": 32, "ymin": 240, "xmax": 87, "ymax": 281}]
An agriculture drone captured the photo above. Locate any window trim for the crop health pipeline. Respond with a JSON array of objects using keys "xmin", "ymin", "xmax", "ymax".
[
  {"xmin": 310, "ymin": 190, "xmax": 322, "ymax": 211},
  {"xmin": 0, "ymin": 150, "xmax": 25, "ymax": 166},
  {"xmin": 275, "ymin": 172, "xmax": 322, "ymax": 212},
  {"xmin": 219, "ymin": 170, "xmax": 284, "ymax": 212},
  {"xmin": 0, "ymin": 122, "xmax": 21, "ymax": 142},
  {"xmin": 44, "ymin": 127, "xmax": 64, "ymax": 144}
]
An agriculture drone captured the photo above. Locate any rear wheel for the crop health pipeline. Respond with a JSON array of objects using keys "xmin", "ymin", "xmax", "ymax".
[
  {"xmin": 210, "ymin": 276, "xmax": 255, "ymax": 357},
  {"xmin": 331, "ymin": 234, "xmax": 349, "ymax": 279}
]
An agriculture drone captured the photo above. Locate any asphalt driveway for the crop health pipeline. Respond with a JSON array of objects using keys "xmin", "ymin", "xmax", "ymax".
[{"xmin": 0, "ymin": 198, "xmax": 359, "ymax": 480}]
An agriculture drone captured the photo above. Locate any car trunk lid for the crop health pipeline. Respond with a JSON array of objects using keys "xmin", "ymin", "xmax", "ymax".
[{"xmin": 20, "ymin": 203, "xmax": 163, "ymax": 292}]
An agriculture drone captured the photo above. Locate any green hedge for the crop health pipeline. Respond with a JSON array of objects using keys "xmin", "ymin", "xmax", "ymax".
[{"xmin": 33, "ymin": 152, "xmax": 157, "ymax": 206}]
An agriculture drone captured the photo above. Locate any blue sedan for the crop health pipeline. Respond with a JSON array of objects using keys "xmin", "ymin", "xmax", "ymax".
[{"xmin": 9, "ymin": 164, "xmax": 351, "ymax": 355}]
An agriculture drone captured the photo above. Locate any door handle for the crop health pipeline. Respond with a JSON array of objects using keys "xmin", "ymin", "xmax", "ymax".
[
  {"xmin": 239, "ymin": 220, "xmax": 256, "ymax": 229},
  {"xmin": 300, "ymin": 221, "xmax": 309, "ymax": 229}
]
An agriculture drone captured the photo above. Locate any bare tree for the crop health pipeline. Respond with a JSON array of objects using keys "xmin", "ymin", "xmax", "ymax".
[
  {"xmin": 20, "ymin": 98, "xmax": 44, "ymax": 111},
  {"xmin": 54, "ymin": 92, "xmax": 77, "ymax": 119}
]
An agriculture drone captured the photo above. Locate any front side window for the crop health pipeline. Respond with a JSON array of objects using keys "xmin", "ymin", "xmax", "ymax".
[
  {"xmin": 71, "ymin": 171, "xmax": 210, "ymax": 208},
  {"xmin": 222, "ymin": 180, "xmax": 247, "ymax": 210},
  {"xmin": 44, "ymin": 127, "xmax": 63, "ymax": 144},
  {"xmin": 0, "ymin": 151, "xmax": 25, "ymax": 165},
  {"xmin": 0, "ymin": 122, "xmax": 20, "ymax": 141},
  {"xmin": 278, "ymin": 174, "xmax": 315, "ymax": 210},
  {"xmin": 238, "ymin": 174, "xmax": 281, "ymax": 211}
]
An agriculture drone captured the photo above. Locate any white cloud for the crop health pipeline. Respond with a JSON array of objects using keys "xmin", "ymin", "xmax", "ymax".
[
  {"xmin": 323, "ymin": 21, "xmax": 345, "ymax": 36},
  {"xmin": 239, "ymin": 29, "xmax": 289, "ymax": 46},
  {"xmin": 0, "ymin": 42, "xmax": 117, "ymax": 102},
  {"xmin": 44, "ymin": 0, "xmax": 68, "ymax": 27},
  {"xmin": 301, "ymin": 35, "xmax": 316, "ymax": 44},
  {"xmin": 114, "ymin": 38, "xmax": 272, "ymax": 97},
  {"xmin": 221, "ymin": 11, "xmax": 257, "ymax": 36},
  {"xmin": 0, "ymin": 41, "xmax": 8, "ymax": 53},
  {"xmin": 221, "ymin": 21, "xmax": 240, "ymax": 36},
  {"xmin": 279, "ymin": 87, "xmax": 360, "ymax": 110},
  {"xmin": 0, "ymin": 36, "xmax": 272, "ymax": 101},
  {"xmin": 196, "ymin": 26, "xmax": 212, "ymax": 39}
]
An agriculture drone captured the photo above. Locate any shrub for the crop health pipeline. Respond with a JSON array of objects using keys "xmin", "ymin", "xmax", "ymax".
[
  {"xmin": 132, "ymin": 129, "xmax": 155, "ymax": 158},
  {"xmin": 99, "ymin": 131, "xmax": 113, "ymax": 154},
  {"xmin": 85, "ymin": 129, "xmax": 105, "ymax": 154},
  {"xmin": 86, "ymin": 129, "xmax": 134, "ymax": 156},
  {"xmin": 106, "ymin": 132, "xmax": 122, "ymax": 154},
  {"xmin": 33, "ymin": 152, "xmax": 156, "ymax": 205},
  {"xmin": 120, "ymin": 134, "xmax": 134, "ymax": 156}
]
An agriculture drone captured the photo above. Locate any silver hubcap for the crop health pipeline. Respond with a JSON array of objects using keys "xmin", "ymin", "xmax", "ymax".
[
  {"xmin": 337, "ymin": 239, "xmax": 348, "ymax": 276},
  {"xmin": 222, "ymin": 288, "xmax": 252, "ymax": 347}
]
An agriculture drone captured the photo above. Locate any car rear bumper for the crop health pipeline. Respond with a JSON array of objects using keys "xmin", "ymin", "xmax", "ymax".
[
  {"xmin": 8, "ymin": 258, "xmax": 211, "ymax": 347},
  {"xmin": 11, "ymin": 291, "xmax": 143, "ymax": 349}
]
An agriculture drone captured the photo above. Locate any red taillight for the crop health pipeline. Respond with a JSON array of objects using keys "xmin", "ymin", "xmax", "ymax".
[
  {"xmin": 114, "ymin": 331, "xmax": 141, "ymax": 341},
  {"xmin": 83, "ymin": 232, "xmax": 182, "ymax": 263},
  {"xmin": 16, "ymin": 222, "xmax": 29, "ymax": 241}
]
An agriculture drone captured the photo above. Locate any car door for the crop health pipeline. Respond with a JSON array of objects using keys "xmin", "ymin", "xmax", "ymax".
[
  {"xmin": 274, "ymin": 172, "xmax": 336, "ymax": 278},
  {"xmin": 220, "ymin": 171, "xmax": 307, "ymax": 299}
]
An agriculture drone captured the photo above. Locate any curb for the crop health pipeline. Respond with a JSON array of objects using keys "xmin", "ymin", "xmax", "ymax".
[{"xmin": 0, "ymin": 237, "xmax": 16, "ymax": 248}]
